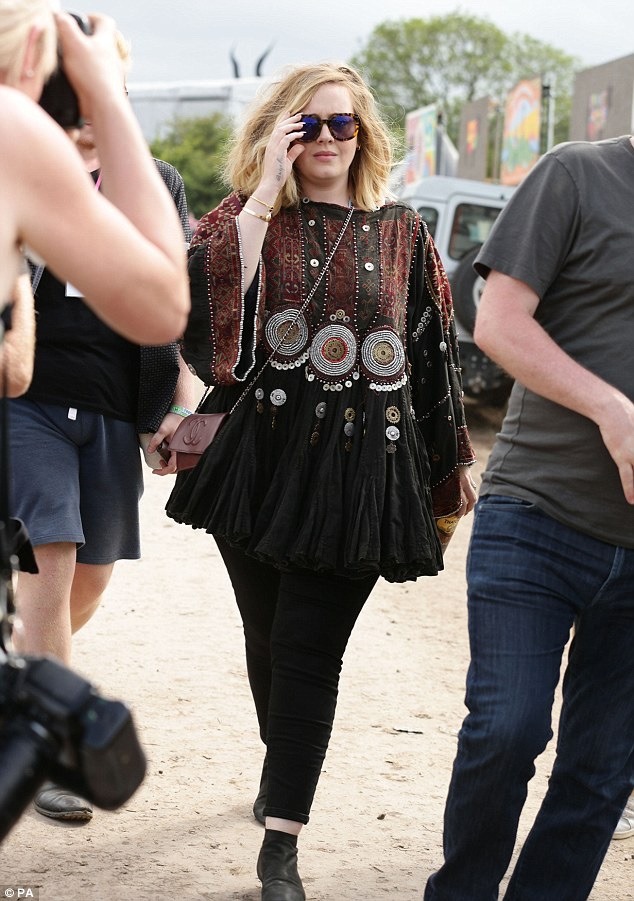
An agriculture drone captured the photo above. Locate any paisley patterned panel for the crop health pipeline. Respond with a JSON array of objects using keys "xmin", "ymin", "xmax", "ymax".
[{"xmin": 379, "ymin": 214, "xmax": 420, "ymax": 329}]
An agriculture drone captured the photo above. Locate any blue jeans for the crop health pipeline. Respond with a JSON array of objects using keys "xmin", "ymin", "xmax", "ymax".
[{"xmin": 425, "ymin": 495, "xmax": 634, "ymax": 901}]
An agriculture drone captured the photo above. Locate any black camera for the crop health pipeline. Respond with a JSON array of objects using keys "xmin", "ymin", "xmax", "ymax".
[
  {"xmin": 0, "ymin": 652, "xmax": 147, "ymax": 841},
  {"xmin": 39, "ymin": 12, "xmax": 92, "ymax": 129}
]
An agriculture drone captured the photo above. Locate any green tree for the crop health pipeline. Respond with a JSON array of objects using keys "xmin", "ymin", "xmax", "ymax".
[
  {"xmin": 151, "ymin": 113, "xmax": 233, "ymax": 219},
  {"xmin": 350, "ymin": 13, "xmax": 579, "ymax": 149}
]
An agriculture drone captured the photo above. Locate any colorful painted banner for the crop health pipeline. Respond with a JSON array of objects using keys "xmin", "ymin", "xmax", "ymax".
[
  {"xmin": 586, "ymin": 89, "xmax": 610, "ymax": 140},
  {"xmin": 404, "ymin": 104, "xmax": 437, "ymax": 184},
  {"xmin": 457, "ymin": 96, "xmax": 491, "ymax": 180},
  {"xmin": 466, "ymin": 117, "xmax": 479, "ymax": 155},
  {"xmin": 500, "ymin": 78, "xmax": 542, "ymax": 185}
]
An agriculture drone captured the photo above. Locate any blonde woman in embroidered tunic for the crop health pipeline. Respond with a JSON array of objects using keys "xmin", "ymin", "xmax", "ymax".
[{"xmin": 167, "ymin": 62, "xmax": 476, "ymax": 901}]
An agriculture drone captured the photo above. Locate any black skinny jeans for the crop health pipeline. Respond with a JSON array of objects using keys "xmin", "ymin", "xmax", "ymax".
[{"xmin": 215, "ymin": 537, "xmax": 378, "ymax": 824}]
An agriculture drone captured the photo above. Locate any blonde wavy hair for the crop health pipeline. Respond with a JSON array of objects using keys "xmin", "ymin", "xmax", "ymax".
[
  {"xmin": 225, "ymin": 62, "xmax": 394, "ymax": 213},
  {"xmin": 115, "ymin": 29, "xmax": 131, "ymax": 75},
  {"xmin": 0, "ymin": 0, "xmax": 58, "ymax": 86}
]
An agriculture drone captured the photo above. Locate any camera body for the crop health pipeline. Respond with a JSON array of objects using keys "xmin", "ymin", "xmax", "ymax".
[
  {"xmin": 0, "ymin": 653, "xmax": 146, "ymax": 841},
  {"xmin": 39, "ymin": 12, "xmax": 92, "ymax": 129}
]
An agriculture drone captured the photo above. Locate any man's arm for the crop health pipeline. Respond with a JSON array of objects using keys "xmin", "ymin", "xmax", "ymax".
[{"xmin": 475, "ymin": 270, "xmax": 634, "ymax": 504}]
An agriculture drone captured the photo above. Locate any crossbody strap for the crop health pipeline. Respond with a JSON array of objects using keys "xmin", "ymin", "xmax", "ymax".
[{"xmin": 223, "ymin": 205, "xmax": 354, "ymax": 416}]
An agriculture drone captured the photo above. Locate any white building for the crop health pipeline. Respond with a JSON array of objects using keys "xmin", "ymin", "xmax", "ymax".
[{"xmin": 128, "ymin": 77, "xmax": 266, "ymax": 142}]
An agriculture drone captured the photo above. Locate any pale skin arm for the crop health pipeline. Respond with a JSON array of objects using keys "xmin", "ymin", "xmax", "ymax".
[
  {"xmin": 236, "ymin": 113, "xmax": 306, "ymax": 293},
  {"xmin": 474, "ymin": 270, "xmax": 634, "ymax": 504},
  {"xmin": 7, "ymin": 15, "xmax": 188, "ymax": 344},
  {"xmin": 0, "ymin": 274, "xmax": 35, "ymax": 397},
  {"xmin": 459, "ymin": 466, "xmax": 477, "ymax": 514},
  {"xmin": 149, "ymin": 354, "xmax": 203, "ymax": 476}
]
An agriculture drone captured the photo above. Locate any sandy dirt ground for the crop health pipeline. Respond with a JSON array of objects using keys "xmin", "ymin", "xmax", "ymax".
[{"xmin": 4, "ymin": 403, "xmax": 633, "ymax": 900}]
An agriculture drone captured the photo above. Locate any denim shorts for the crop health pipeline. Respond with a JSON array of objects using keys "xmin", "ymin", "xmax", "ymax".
[{"xmin": 8, "ymin": 398, "xmax": 143, "ymax": 564}]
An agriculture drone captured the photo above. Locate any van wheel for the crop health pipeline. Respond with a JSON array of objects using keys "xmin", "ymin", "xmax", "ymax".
[{"xmin": 450, "ymin": 246, "xmax": 485, "ymax": 335}]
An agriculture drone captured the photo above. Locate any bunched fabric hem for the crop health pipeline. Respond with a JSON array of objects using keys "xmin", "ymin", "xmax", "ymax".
[{"xmin": 165, "ymin": 377, "xmax": 443, "ymax": 585}]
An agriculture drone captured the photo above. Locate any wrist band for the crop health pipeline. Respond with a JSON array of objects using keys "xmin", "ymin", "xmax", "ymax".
[
  {"xmin": 243, "ymin": 205, "xmax": 272, "ymax": 223},
  {"xmin": 170, "ymin": 404, "xmax": 193, "ymax": 417},
  {"xmin": 251, "ymin": 194, "xmax": 274, "ymax": 212}
]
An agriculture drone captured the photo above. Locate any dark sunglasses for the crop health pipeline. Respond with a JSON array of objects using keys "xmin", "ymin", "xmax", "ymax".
[{"xmin": 297, "ymin": 113, "xmax": 360, "ymax": 143}]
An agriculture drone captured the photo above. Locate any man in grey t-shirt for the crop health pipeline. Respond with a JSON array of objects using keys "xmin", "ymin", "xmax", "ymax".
[{"xmin": 425, "ymin": 136, "xmax": 634, "ymax": 900}]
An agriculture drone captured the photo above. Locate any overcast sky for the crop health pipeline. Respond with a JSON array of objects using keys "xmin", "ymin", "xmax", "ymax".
[{"xmin": 71, "ymin": 0, "xmax": 633, "ymax": 83}]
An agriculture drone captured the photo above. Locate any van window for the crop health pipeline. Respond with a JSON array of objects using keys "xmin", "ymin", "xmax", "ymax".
[
  {"xmin": 416, "ymin": 206, "xmax": 439, "ymax": 239},
  {"xmin": 448, "ymin": 203, "xmax": 501, "ymax": 261}
]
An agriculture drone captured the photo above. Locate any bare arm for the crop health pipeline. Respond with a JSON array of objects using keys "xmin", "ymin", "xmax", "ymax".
[
  {"xmin": 170, "ymin": 354, "xmax": 202, "ymax": 414},
  {"xmin": 7, "ymin": 15, "xmax": 188, "ymax": 345},
  {"xmin": 59, "ymin": 15, "xmax": 188, "ymax": 292},
  {"xmin": 148, "ymin": 354, "xmax": 203, "ymax": 475},
  {"xmin": 474, "ymin": 271, "xmax": 634, "ymax": 503},
  {"xmin": 0, "ymin": 275, "xmax": 35, "ymax": 397},
  {"xmin": 236, "ymin": 112, "xmax": 306, "ymax": 292}
]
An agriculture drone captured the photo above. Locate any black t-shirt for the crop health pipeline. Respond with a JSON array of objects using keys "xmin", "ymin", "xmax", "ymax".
[
  {"xmin": 25, "ymin": 267, "xmax": 140, "ymax": 421},
  {"xmin": 25, "ymin": 159, "xmax": 191, "ymax": 425}
]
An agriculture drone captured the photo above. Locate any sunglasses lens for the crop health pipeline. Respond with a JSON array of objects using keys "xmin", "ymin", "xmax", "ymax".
[
  {"xmin": 299, "ymin": 116, "xmax": 322, "ymax": 142},
  {"xmin": 298, "ymin": 114, "xmax": 359, "ymax": 142},
  {"xmin": 330, "ymin": 115, "xmax": 358, "ymax": 140}
]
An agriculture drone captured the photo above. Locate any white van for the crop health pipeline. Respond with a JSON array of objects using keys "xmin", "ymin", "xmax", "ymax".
[{"xmin": 399, "ymin": 175, "xmax": 516, "ymax": 403}]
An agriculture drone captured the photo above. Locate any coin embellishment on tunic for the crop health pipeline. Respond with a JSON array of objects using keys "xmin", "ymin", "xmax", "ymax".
[
  {"xmin": 374, "ymin": 341, "xmax": 394, "ymax": 365},
  {"xmin": 323, "ymin": 336, "xmax": 347, "ymax": 362},
  {"xmin": 265, "ymin": 310, "xmax": 309, "ymax": 357},
  {"xmin": 360, "ymin": 328, "xmax": 406, "ymax": 379},
  {"xmin": 270, "ymin": 389, "xmax": 287, "ymax": 407},
  {"xmin": 310, "ymin": 324, "xmax": 357, "ymax": 378},
  {"xmin": 386, "ymin": 406, "xmax": 401, "ymax": 424}
]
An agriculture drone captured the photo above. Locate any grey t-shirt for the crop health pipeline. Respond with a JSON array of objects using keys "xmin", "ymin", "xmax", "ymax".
[{"xmin": 475, "ymin": 135, "xmax": 634, "ymax": 547}]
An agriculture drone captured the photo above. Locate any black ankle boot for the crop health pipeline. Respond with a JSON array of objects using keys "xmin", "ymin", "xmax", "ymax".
[
  {"xmin": 257, "ymin": 829, "xmax": 305, "ymax": 901},
  {"xmin": 253, "ymin": 755, "xmax": 268, "ymax": 825}
]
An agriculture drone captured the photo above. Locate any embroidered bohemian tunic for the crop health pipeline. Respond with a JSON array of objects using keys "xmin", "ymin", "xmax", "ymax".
[{"xmin": 166, "ymin": 193, "xmax": 475, "ymax": 583}]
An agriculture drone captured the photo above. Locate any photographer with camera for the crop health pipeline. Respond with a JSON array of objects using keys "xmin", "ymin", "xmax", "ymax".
[
  {"xmin": 0, "ymin": 1, "xmax": 189, "ymax": 342},
  {"xmin": 0, "ymin": 0, "xmax": 188, "ymax": 840},
  {"xmin": 11, "ymin": 29, "xmax": 198, "ymax": 823}
]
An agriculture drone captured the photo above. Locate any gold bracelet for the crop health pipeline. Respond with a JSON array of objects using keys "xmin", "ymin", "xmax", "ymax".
[
  {"xmin": 243, "ymin": 205, "xmax": 271, "ymax": 223},
  {"xmin": 250, "ymin": 194, "xmax": 275, "ymax": 212}
]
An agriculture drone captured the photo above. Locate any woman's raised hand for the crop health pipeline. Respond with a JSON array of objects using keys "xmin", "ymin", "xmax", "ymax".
[{"xmin": 258, "ymin": 112, "xmax": 306, "ymax": 200}]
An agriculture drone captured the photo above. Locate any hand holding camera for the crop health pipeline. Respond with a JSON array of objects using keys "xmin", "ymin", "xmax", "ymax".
[{"xmin": 40, "ymin": 11, "xmax": 128, "ymax": 129}]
